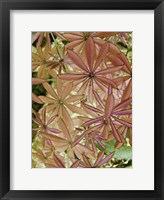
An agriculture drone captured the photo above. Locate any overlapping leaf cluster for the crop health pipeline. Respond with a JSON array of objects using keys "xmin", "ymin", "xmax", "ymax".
[{"xmin": 32, "ymin": 32, "xmax": 132, "ymax": 168}]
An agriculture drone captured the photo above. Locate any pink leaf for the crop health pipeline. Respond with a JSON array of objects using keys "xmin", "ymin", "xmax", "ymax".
[
  {"xmin": 65, "ymin": 40, "xmax": 84, "ymax": 50},
  {"xmin": 94, "ymin": 137, "xmax": 105, "ymax": 149},
  {"xmin": 113, "ymin": 109, "xmax": 132, "ymax": 115},
  {"xmin": 56, "ymin": 77, "xmax": 63, "ymax": 98},
  {"xmin": 61, "ymin": 82, "xmax": 73, "ymax": 99},
  {"xmin": 47, "ymin": 115, "xmax": 56, "ymax": 125},
  {"xmin": 46, "ymin": 127, "xmax": 61, "ymax": 134},
  {"xmin": 46, "ymin": 32, "xmax": 51, "ymax": 48},
  {"xmin": 86, "ymin": 37, "xmax": 95, "ymax": 71},
  {"xmin": 68, "ymin": 50, "xmax": 89, "ymax": 72},
  {"xmin": 32, "ymin": 93, "xmax": 43, "ymax": 104},
  {"xmin": 113, "ymin": 117, "xmax": 132, "ymax": 128},
  {"xmin": 95, "ymin": 65, "xmax": 123, "ymax": 75},
  {"xmin": 93, "ymin": 151, "xmax": 104, "ymax": 167},
  {"xmin": 58, "ymin": 118, "xmax": 72, "ymax": 141},
  {"xmin": 36, "ymin": 32, "xmax": 44, "ymax": 49},
  {"xmin": 82, "ymin": 154, "xmax": 92, "ymax": 168},
  {"xmin": 43, "ymin": 82, "xmax": 58, "ymax": 99},
  {"xmin": 39, "ymin": 96, "xmax": 57, "ymax": 104},
  {"xmin": 42, "ymin": 107, "xmax": 46, "ymax": 124},
  {"xmin": 32, "ymin": 78, "xmax": 45, "ymax": 85},
  {"xmin": 32, "ymin": 32, "xmax": 40, "ymax": 44},
  {"xmin": 113, "ymin": 76, "xmax": 130, "ymax": 86},
  {"xmin": 122, "ymin": 79, "xmax": 132, "ymax": 101},
  {"xmin": 114, "ymin": 98, "xmax": 132, "ymax": 111},
  {"xmin": 70, "ymin": 160, "xmax": 81, "ymax": 168},
  {"xmin": 59, "ymin": 74, "xmax": 87, "ymax": 81},
  {"xmin": 83, "ymin": 116, "xmax": 104, "ymax": 127},
  {"xmin": 61, "ymin": 106, "xmax": 74, "ymax": 132},
  {"xmin": 109, "ymin": 43, "xmax": 120, "ymax": 54},
  {"xmin": 53, "ymin": 154, "xmax": 65, "ymax": 168},
  {"xmin": 105, "ymin": 94, "xmax": 114, "ymax": 119},
  {"xmin": 66, "ymin": 104, "xmax": 86, "ymax": 115},
  {"xmin": 72, "ymin": 132, "xmax": 87, "ymax": 147},
  {"xmin": 110, "ymin": 120, "xmax": 122, "ymax": 143},
  {"xmin": 53, "ymin": 32, "xmax": 66, "ymax": 40},
  {"xmin": 97, "ymin": 152, "xmax": 115, "ymax": 167},
  {"xmin": 63, "ymin": 33, "xmax": 83, "ymax": 41},
  {"xmin": 93, "ymin": 91, "xmax": 105, "ymax": 109},
  {"xmin": 96, "ymin": 76, "xmax": 117, "ymax": 88},
  {"xmin": 108, "ymin": 55, "xmax": 124, "ymax": 66},
  {"xmin": 119, "ymin": 52, "xmax": 132, "ymax": 74},
  {"xmin": 94, "ymin": 42, "xmax": 110, "ymax": 71}
]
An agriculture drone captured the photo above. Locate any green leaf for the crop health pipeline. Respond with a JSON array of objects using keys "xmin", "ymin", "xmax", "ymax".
[
  {"xmin": 32, "ymin": 101, "xmax": 42, "ymax": 112},
  {"xmin": 127, "ymin": 50, "xmax": 132, "ymax": 62},
  {"xmin": 95, "ymin": 143, "xmax": 104, "ymax": 151},
  {"xmin": 117, "ymin": 42, "xmax": 127, "ymax": 51},
  {"xmin": 62, "ymin": 40, "xmax": 69, "ymax": 45},
  {"xmin": 32, "ymin": 45, "xmax": 37, "ymax": 54},
  {"xmin": 105, "ymin": 140, "xmax": 132, "ymax": 160}
]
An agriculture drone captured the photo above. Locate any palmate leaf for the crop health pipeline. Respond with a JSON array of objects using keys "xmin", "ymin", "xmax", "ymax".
[
  {"xmin": 105, "ymin": 140, "xmax": 132, "ymax": 160},
  {"xmin": 32, "ymin": 32, "xmax": 132, "ymax": 168}
]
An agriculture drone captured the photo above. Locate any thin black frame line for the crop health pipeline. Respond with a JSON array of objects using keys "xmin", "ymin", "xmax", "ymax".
[{"xmin": 0, "ymin": 0, "xmax": 163, "ymax": 199}]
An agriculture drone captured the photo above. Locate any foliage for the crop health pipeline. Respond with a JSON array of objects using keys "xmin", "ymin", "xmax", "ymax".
[{"xmin": 32, "ymin": 32, "xmax": 132, "ymax": 168}]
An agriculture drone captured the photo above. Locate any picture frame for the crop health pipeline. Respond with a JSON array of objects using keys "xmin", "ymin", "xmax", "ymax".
[{"xmin": 0, "ymin": 0, "xmax": 163, "ymax": 199}]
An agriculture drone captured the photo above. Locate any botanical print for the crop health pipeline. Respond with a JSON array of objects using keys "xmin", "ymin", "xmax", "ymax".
[{"xmin": 32, "ymin": 32, "xmax": 132, "ymax": 168}]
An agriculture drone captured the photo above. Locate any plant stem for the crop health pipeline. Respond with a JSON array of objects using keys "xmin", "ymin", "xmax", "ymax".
[{"xmin": 51, "ymin": 32, "xmax": 56, "ymax": 43}]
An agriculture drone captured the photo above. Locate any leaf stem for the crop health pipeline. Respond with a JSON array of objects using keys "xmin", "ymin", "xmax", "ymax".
[{"xmin": 51, "ymin": 32, "xmax": 56, "ymax": 43}]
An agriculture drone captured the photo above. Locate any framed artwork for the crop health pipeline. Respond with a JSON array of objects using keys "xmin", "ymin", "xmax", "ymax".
[{"xmin": 0, "ymin": 0, "xmax": 163, "ymax": 199}]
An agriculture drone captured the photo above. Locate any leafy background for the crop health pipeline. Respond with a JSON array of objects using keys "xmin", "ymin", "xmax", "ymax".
[{"xmin": 32, "ymin": 32, "xmax": 132, "ymax": 168}]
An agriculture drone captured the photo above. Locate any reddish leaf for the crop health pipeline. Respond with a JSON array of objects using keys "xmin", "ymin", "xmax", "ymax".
[
  {"xmin": 119, "ymin": 52, "xmax": 132, "ymax": 73},
  {"xmin": 36, "ymin": 32, "xmax": 44, "ymax": 48},
  {"xmin": 46, "ymin": 127, "xmax": 61, "ymax": 134},
  {"xmin": 108, "ymin": 55, "xmax": 124, "ymax": 66},
  {"xmin": 58, "ymin": 118, "xmax": 72, "ymax": 141},
  {"xmin": 61, "ymin": 106, "xmax": 74, "ymax": 132},
  {"xmin": 32, "ymin": 32, "xmax": 40, "ymax": 44},
  {"xmin": 97, "ymin": 152, "xmax": 115, "ymax": 167},
  {"xmin": 65, "ymin": 39, "xmax": 84, "ymax": 50},
  {"xmin": 43, "ymin": 82, "xmax": 58, "ymax": 99},
  {"xmin": 96, "ymin": 76, "xmax": 117, "ymax": 88},
  {"xmin": 32, "ymin": 93, "xmax": 43, "ymax": 104},
  {"xmin": 110, "ymin": 120, "xmax": 122, "ymax": 143},
  {"xmin": 95, "ymin": 65, "xmax": 123, "ymax": 75},
  {"xmin": 62, "ymin": 82, "xmax": 73, "ymax": 100},
  {"xmin": 82, "ymin": 154, "xmax": 92, "ymax": 167},
  {"xmin": 113, "ymin": 109, "xmax": 132, "ymax": 115},
  {"xmin": 68, "ymin": 50, "xmax": 89, "ymax": 72},
  {"xmin": 109, "ymin": 43, "xmax": 120, "ymax": 55},
  {"xmin": 53, "ymin": 154, "xmax": 65, "ymax": 168},
  {"xmin": 83, "ymin": 116, "xmax": 104, "ymax": 127},
  {"xmin": 122, "ymin": 79, "xmax": 132, "ymax": 101},
  {"xmin": 114, "ymin": 98, "xmax": 132, "ymax": 111},
  {"xmin": 113, "ymin": 117, "xmax": 132, "ymax": 128},
  {"xmin": 94, "ymin": 42, "xmax": 110, "ymax": 71},
  {"xmin": 70, "ymin": 160, "xmax": 81, "ymax": 168},
  {"xmin": 59, "ymin": 74, "xmax": 87, "ymax": 80},
  {"xmin": 64, "ymin": 33, "xmax": 83, "ymax": 41},
  {"xmin": 53, "ymin": 32, "xmax": 66, "ymax": 40},
  {"xmin": 66, "ymin": 104, "xmax": 86, "ymax": 115},
  {"xmin": 86, "ymin": 37, "xmax": 95, "ymax": 70},
  {"xmin": 93, "ymin": 91, "xmax": 105, "ymax": 109},
  {"xmin": 105, "ymin": 94, "xmax": 114, "ymax": 119},
  {"xmin": 113, "ymin": 76, "xmax": 130, "ymax": 86},
  {"xmin": 93, "ymin": 151, "xmax": 104, "ymax": 167},
  {"xmin": 72, "ymin": 132, "xmax": 87, "ymax": 147},
  {"xmin": 32, "ymin": 78, "xmax": 45, "ymax": 85}
]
